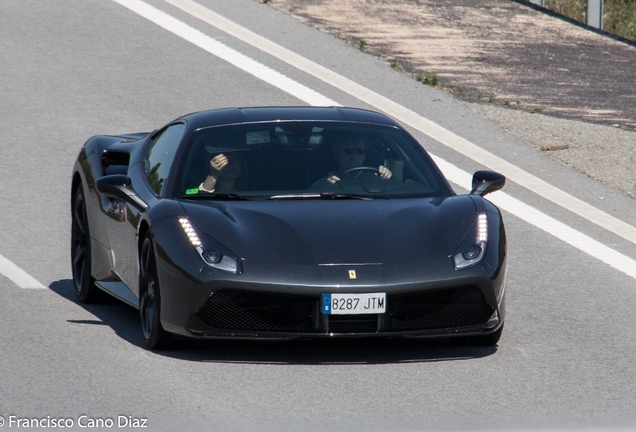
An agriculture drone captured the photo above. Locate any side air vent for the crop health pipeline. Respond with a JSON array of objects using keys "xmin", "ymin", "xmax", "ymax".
[{"xmin": 101, "ymin": 151, "xmax": 130, "ymax": 176}]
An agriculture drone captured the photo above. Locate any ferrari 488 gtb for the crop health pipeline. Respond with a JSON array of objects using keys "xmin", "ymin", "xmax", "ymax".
[{"xmin": 71, "ymin": 107, "xmax": 507, "ymax": 349}]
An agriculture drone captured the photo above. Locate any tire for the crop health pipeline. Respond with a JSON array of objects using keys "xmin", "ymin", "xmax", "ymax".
[
  {"xmin": 451, "ymin": 323, "xmax": 504, "ymax": 347},
  {"xmin": 71, "ymin": 185, "xmax": 103, "ymax": 303},
  {"xmin": 139, "ymin": 234, "xmax": 174, "ymax": 350}
]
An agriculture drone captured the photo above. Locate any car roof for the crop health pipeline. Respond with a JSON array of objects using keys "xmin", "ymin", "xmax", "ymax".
[{"xmin": 175, "ymin": 106, "xmax": 402, "ymax": 130}]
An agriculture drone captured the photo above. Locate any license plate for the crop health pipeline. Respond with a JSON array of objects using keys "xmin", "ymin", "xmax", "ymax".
[{"xmin": 322, "ymin": 293, "xmax": 386, "ymax": 315}]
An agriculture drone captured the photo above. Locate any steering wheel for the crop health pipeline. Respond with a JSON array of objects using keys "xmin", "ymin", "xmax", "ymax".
[{"xmin": 340, "ymin": 166, "xmax": 380, "ymax": 178}]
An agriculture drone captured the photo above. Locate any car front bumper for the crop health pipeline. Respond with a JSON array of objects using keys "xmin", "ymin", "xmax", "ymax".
[{"xmin": 161, "ymin": 279, "xmax": 506, "ymax": 341}]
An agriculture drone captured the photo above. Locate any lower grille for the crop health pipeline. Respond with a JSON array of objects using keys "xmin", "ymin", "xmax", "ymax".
[
  {"xmin": 328, "ymin": 314, "xmax": 378, "ymax": 333},
  {"xmin": 196, "ymin": 290, "xmax": 317, "ymax": 332},
  {"xmin": 387, "ymin": 286, "xmax": 492, "ymax": 331},
  {"xmin": 195, "ymin": 286, "xmax": 493, "ymax": 335}
]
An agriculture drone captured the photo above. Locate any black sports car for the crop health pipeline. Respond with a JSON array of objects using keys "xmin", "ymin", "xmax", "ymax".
[{"xmin": 71, "ymin": 106, "xmax": 507, "ymax": 350}]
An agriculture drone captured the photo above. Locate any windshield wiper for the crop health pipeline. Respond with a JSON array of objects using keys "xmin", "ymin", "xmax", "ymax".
[
  {"xmin": 270, "ymin": 193, "xmax": 384, "ymax": 200},
  {"xmin": 182, "ymin": 193, "xmax": 251, "ymax": 200},
  {"xmin": 322, "ymin": 192, "xmax": 387, "ymax": 200}
]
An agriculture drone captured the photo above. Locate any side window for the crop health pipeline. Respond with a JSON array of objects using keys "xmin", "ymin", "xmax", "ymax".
[{"xmin": 144, "ymin": 123, "xmax": 186, "ymax": 196}]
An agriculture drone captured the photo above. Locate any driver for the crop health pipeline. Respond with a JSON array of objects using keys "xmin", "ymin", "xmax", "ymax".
[{"xmin": 325, "ymin": 135, "xmax": 392, "ymax": 184}]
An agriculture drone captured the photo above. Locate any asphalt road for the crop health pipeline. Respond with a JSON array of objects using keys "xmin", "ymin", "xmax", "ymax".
[{"xmin": 1, "ymin": 1, "xmax": 636, "ymax": 431}]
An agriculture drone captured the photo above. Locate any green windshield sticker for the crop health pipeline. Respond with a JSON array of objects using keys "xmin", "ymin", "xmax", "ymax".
[{"xmin": 185, "ymin": 188, "xmax": 199, "ymax": 195}]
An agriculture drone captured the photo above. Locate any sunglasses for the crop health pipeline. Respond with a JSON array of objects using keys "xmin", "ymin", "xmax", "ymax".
[{"xmin": 341, "ymin": 146, "xmax": 366, "ymax": 155}]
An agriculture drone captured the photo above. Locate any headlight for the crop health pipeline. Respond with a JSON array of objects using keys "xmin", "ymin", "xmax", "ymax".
[
  {"xmin": 453, "ymin": 212, "xmax": 487, "ymax": 270},
  {"xmin": 179, "ymin": 217, "xmax": 242, "ymax": 274}
]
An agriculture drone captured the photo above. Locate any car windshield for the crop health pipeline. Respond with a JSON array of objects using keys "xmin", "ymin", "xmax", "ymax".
[{"xmin": 175, "ymin": 121, "xmax": 453, "ymax": 199}]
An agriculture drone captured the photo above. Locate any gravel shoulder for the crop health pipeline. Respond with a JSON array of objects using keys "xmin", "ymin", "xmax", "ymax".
[{"xmin": 262, "ymin": 0, "xmax": 636, "ymax": 199}]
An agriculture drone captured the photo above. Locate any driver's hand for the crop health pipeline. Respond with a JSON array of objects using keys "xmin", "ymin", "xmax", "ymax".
[
  {"xmin": 327, "ymin": 175, "xmax": 341, "ymax": 184},
  {"xmin": 378, "ymin": 165, "xmax": 392, "ymax": 179}
]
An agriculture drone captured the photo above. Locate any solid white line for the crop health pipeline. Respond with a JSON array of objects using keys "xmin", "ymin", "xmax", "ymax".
[
  {"xmin": 432, "ymin": 157, "xmax": 636, "ymax": 280},
  {"xmin": 112, "ymin": 0, "xmax": 338, "ymax": 107},
  {"xmin": 111, "ymin": 0, "xmax": 636, "ymax": 281},
  {"xmin": 163, "ymin": 0, "xmax": 636, "ymax": 248},
  {"xmin": 489, "ymin": 194, "xmax": 636, "ymax": 280},
  {"xmin": 0, "ymin": 254, "xmax": 47, "ymax": 289}
]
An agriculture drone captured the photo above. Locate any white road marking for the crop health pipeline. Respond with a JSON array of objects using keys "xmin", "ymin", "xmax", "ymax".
[
  {"xmin": 113, "ymin": 0, "xmax": 338, "ymax": 107},
  {"xmin": 0, "ymin": 254, "xmax": 47, "ymax": 289},
  {"xmin": 432, "ymin": 157, "xmax": 636, "ymax": 280},
  {"xmin": 491, "ymin": 193, "xmax": 636, "ymax": 280},
  {"xmin": 163, "ymin": 0, "xmax": 636, "ymax": 248}
]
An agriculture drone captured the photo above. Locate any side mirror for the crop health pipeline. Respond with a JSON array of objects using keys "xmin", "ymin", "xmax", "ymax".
[
  {"xmin": 96, "ymin": 175, "xmax": 148, "ymax": 211},
  {"xmin": 469, "ymin": 170, "xmax": 505, "ymax": 197}
]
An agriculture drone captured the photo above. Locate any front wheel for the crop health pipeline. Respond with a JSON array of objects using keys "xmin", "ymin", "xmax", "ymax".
[{"xmin": 139, "ymin": 234, "xmax": 174, "ymax": 350}]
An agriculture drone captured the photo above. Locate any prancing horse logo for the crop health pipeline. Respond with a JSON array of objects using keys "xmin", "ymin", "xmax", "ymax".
[{"xmin": 348, "ymin": 270, "xmax": 356, "ymax": 279}]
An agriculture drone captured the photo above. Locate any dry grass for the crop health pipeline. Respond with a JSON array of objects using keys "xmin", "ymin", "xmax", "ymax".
[
  {"xmin": 545, "ymin": 0, "xmax": 636, "ymax": 41},
  {"xmin": 604, "ymin": 0, "xmax": 636, "ymax": 41},
  {"xmin": 545, "ymin": 0, "xmax": 586, "ymax": 22}
]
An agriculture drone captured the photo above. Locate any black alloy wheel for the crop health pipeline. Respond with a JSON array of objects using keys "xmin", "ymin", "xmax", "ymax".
[
  {"xmin": 71, "ymin": 185, "xmax": 102, "ymax": 303},
  {"xmin": 139, "ymin": 234, "xmax": 173, "ymax": 350}
]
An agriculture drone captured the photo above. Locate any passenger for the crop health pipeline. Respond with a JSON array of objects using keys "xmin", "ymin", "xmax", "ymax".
[{"xmin": 198, "ymin": 152, "xmax": 246, "ymax": 193}]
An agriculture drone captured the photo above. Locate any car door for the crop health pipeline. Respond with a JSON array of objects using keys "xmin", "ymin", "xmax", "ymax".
[{"xmin": 105, "ymin": 123, "xmax": 186, "ymax": 297}]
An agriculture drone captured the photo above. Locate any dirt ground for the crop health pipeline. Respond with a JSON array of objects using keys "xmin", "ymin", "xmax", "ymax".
[{"xmin": 263, "ymin": 0, "xmax": 636, "ymax": 199}]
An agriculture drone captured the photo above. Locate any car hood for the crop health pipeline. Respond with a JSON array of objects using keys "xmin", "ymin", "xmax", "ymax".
[{"xmin": 180, "ymin": 196, "xmax": 477, "ymax": 282}]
